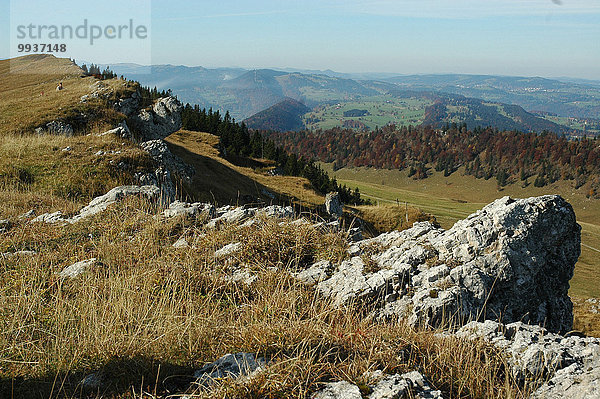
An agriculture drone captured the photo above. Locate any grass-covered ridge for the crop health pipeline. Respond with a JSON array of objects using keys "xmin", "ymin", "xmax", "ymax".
[{"xmin": 0, "ymin": 55, "xmax": 135, "ymax": 135}]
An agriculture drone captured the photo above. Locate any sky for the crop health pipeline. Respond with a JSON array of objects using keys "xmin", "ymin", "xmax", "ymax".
[{"xmin": 1, "ymin": 0, "xmax": 600, "ymax": 79}]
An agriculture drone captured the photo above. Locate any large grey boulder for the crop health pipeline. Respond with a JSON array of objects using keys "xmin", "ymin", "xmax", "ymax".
[
  {"xmin": 129, "ymin": 96, "xmax": 182, "ymax": 141},
  {"xmin": 311, "ymin": 196, "xmax": 580, "ymax": 333},
  {"xmin": 455, "ymin": 320, "xmax": 600, "ymax": 398}
]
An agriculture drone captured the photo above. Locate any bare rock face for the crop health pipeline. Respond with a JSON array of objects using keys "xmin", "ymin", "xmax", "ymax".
[
  {"xmin": 129, "ymin": 96, "xmax": 183, "ymax": 142},
  {"xmin": 139, "ymin": 139, "xmax": 195, "ymax": 201},
  {"xmin": 325, "ymin": 192, "xmax": 343, "ymax": 218},
  {"xmin": 113, "ymin": 91, "xmax": 141, "ymax": 116},
  {"xmin": 310, "ymin": 196, "xmax": 580, "ymax": 334}
]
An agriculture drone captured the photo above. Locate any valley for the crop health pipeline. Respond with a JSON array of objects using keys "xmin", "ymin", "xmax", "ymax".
[{"xmin": 110, "ymin": 63, "xmax": 600, "ymax": 136}]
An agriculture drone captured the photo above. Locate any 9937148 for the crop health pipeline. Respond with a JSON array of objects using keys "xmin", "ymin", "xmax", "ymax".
[{"xmin": 17, "ymin": 43, "xmax": 67, "ymax": 53}]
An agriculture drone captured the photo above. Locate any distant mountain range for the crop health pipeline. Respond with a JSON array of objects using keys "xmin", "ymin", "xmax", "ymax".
[{"xmin": 102, "ymin": 62, "xmax": 600, "ymax": 134}]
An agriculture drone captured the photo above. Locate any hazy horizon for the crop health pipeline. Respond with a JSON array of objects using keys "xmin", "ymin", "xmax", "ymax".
[{"xmin": 2, "ymin": 0, "xmax": 600, "ymax": 80}]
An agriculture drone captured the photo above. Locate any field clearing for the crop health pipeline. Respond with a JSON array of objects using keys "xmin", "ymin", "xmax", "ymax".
[
  {"xmin": 303, "ymin": 95, "xmax": 429, "ymax": 130},
  {"xmin": 323, "ymin": 164, "xmax": 600, "ymax": 299}
]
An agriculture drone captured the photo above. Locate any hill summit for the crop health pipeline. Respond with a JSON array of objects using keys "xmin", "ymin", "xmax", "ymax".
[{"xmin": 244, "ymin": 97, "xmax": 310, "ymax": 131}]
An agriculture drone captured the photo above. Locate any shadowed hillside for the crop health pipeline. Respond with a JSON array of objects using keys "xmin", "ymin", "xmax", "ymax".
[{"xmin": 244, "ymin": 98, "xmax": 310, "ymax": 131}]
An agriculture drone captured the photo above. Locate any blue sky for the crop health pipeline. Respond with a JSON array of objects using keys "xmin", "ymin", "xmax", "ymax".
[{"xmin": 2, "ymin": 0, "xmax": 600, "ymax": 79}]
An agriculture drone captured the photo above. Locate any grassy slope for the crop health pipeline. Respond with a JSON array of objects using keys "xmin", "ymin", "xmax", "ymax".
[
  {"xmin": 322, "ymin": 164, "xmax": 600, "ymax": 300},
  {"xmin": 0, "ymin": 55, "xmax": 131, "ymax": 134},
  {"xmin": 165, "ymin": 130, "xmax": 325, "ymax": 207}
]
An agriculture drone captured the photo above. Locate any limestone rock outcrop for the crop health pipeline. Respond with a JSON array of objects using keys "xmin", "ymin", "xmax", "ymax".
[
  {"xmin": 33, "ymin": 185, "xmax": 161, "ymax": 224},
  {"xmin": 312, "ymin": 370, "xmax": 443, "ymax": 399},
  {"xmin": 309, "ymin": 195, "xmax": 580, "ymax": 334},
  {"xmin": 455, "ymin": 320, "xmax": 600, "ymax": 398},
  {"xmin": 129, "ymin": 96, "xmax": 182, "ymax": 142}
]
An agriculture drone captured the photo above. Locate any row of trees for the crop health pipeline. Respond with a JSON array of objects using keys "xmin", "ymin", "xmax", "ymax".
[
  {"xmin": 180, "ymin": 104, "xmax": 367, "ymax": 205},
  {"xmin": 262, "ymin": 124, "xmax": 600, "ymax": 196},
  {"xmin": 80, "ymin": 63, "xmax": 116, "ymax": 80}
]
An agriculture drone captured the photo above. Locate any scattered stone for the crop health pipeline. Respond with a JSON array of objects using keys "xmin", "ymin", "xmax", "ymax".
[
  {"xmin": 585, "ymin": 298, "xmax": 600, "ymax": 314},
  {"xmin": 207, "ymin": 207, "xmax": 256, "ymax": 229},
  {"xmin": 71, "ymin": 185, "xmax": 161, "ymax": 222},
  {"xmin": 43, "ymin": 120, "xmax": 74, "ymax": 136},
  {"xmin": 312, "ymin": 381, "xmax": 362, "ymax": 399},
  {"xmin": 59, "ymin": 258, "xmax": 97, "ymax": 279},
  {"xmin": 193, "ymin": 353, "xmax": 265, "ymax": 387},
  {"xmin": 215, "ymin": 242, "xmax": 242, "ymax": 259},
  {"xmin": 32, "ymin": 211, "xmax": 66, "ymax": 224},
  {"xmin": 32, "ymin": 185, "xmax": 161, "ymax": 224},
  {"xmin": 0, "ymin": 219, "xmax": 11, "ymax": 233},
  {"xmin": 257, "ymin": 205, "xmax": 294, "ymax": 219},
  {"xmin": 162, "ymin": 200, "xmax": 214, "ymax": 219},
  {"xmin": 312, "ymin": 371, "xmax": 443, "ymax": 399},
  {"xmin": 224, "ymin": 268, "xmax": 258, "ymax": 286},
  {"xmin": 455, "ymin": 320, "xmax": 600, "ymax": 397},
  {"xmin": 97, "ymin": 121, "xmax": 131, "ymax": 139},
  {"xmin": 172, "ymin": 237, "xmax": 190, "ymax": 248},
  {"xmin": 0, "ymin": 250, "xmax": 36, "ymax": 258},
  {"xmin": 368, "ymin": 370, "xmax": 444, "ymax": 399}
]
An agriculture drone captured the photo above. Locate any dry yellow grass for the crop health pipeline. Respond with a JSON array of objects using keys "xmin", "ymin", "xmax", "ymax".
[
  {"xmin": 0, "ymin": 133, "xmax": 153, "ymax": 218},
  {"xmin": 0, "ymin": 197, "xmax": 530, "ymax": 398},
  {"xmin": 351, "ymin": 203, "xmax": 438, "ymax": 235}
]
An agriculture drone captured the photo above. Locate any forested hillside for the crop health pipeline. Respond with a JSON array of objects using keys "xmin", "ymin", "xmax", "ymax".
[{"xmin": 264, "ymin": 125, "xmax": 600, "ymax": 197}]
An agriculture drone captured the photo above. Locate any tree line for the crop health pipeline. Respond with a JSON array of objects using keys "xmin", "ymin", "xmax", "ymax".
[
  {"xmin": 80, "ymin": 63, "xmax": 117, "ymax": 80},
  {"xmin": 180, "ymin": 104, "xmax": 367, "ymax": 205}
]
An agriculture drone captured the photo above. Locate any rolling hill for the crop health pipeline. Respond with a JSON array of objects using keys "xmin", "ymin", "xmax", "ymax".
[
  {"xmin": 244, "ymin": 98, "xmax": 310, "ymax": 131},
  {"xmin": 105, "ymin": 63, "xmax": 599, "ymax": 134}
]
